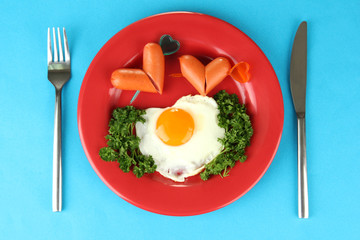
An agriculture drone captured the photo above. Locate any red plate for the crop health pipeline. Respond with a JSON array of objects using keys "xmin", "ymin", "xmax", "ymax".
[{"xmin": 78, "ymin": 12, "xmax": 284, "ymax": 216}]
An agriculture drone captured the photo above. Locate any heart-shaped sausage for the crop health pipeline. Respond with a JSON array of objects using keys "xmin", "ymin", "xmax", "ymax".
[
  {"xmin": 179, "ymin": 55, "xmax": 231, "ymax": 95},
  {"xmin": 229, "ymin": 61, "xmax": 250, "ymax": 83},
  {"xmin": 111, "ymin": 43, "xmax": 165, "ymax": 93}
]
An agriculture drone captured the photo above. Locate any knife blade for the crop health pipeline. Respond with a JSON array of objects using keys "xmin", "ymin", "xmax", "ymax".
[{"xmin": 290, "ymin": 21, "xmax": 309, "ymax": 219}]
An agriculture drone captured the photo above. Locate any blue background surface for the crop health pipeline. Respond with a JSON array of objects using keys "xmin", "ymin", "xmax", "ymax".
[{"xmin": 1, "ymin": 0, "xmax": 359, "ymax": 239}]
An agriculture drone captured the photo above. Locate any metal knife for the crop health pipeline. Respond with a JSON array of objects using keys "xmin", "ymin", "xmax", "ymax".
[{"xmin": 290, "ymin": 21, "xmax": 309, "ymax": 218}]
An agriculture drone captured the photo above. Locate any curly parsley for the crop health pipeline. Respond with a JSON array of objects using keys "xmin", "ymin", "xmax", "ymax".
[
  {"xmin": 200, "ymin": 90, "xmax": 253, "ymax": 180},
  {"xmin": 99, "ymin": 106, "xmax": 156, "ymax": 178}
]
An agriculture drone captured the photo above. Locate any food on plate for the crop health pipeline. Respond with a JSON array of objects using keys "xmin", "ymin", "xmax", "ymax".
[
  {"xmin": 110, "ymin": 36, "xmax": 250, "ymax": 99},
  {"xmin": 142, "ymin": 43, "xmax": 165, "ymax": 94},
  {"xmin": 110, "ymin": 42, "xmax": 165, "ymax": 94},
  {"xmin": 99, "ymin": 90, "xmax": 253, "ymax": 182},
  {"xmin": 98, "ymin": 106, "xmax": 157, "ymax": 178},
  {"xmin": 136, "ymin": 95, "xmax": 225, "ymax": 182},
  {"xmin": 111, "ymin": 69, "xmax": 157, "ymax": 93},
  {"xmin": 200, "ymin": 90, "xmax": 253, "ymax": 180},
  {"xmin": 159, "ymin": 34, "xmax": 180, "ymax": 56},
  {"xmin": 178, "ymin": 55, "xmax": 206, "ymax": 95},
  {"xmin": 178, "ymin": 55, "xmax": 250, "ymax": 95},
  {"xmin": 205, "ymin": 57, "xmax": 232, "ymax": 94},
  {"xmin": 179, "ymin": 55, "xmax": 231, "ymax": 96},
  {"xmin": 229, "ymin": 61, "xmax": 251, "ymax": 83}
]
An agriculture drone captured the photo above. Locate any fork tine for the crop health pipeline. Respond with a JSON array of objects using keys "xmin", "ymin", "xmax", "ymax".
[
  {"xmin": 47, "ymin": 28, "xmax": 52, "ymax": 64},
  {"xmin": 57, "ymin": 28, "xmax": 64, "ymax": 62},
  {"xmin": 63, "ymin": 28, "xmax": 70, "ymax": 62},
  {"xmin": 52, "ymin": 27, "xmax": 58, "ymax": 62}
]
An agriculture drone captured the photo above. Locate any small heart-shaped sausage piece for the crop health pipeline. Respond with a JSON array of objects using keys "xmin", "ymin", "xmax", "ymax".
[
  {"xmin": 179, "ymin": 55, "xmax": 206, "ymax": 95},
  {"xmin": 230, "ymin": 61, "xmax": 250, "ymax": 83},
  {"xmin": 111, "ymin": 69, "xmax": 157, "ymax": 93},
  {"xmin": 205, "ymin": 57, "xmax": 231, "ymax": 94}
]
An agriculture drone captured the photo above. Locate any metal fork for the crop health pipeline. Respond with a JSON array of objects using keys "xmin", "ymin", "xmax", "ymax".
[{"xmin": 47, "ymin": 27, "xmax": 71, "ymax": 212}]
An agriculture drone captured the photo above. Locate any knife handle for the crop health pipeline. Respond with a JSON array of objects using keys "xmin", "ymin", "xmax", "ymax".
[{"xmin": 297, "ymin": 116, "xmax": 309, "ymax": 218}]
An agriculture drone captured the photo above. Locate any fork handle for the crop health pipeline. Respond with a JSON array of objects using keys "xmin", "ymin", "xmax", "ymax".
[
  {"xmin": 52, "ymin": 88, "xmax": 62, "ymax": 212},
  {"xmin": 297, "ymin": 116, "xmax": 308, "ymax": 218}
]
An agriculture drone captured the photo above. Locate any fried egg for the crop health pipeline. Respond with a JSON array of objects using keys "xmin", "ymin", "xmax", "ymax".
[{"xmin": 135, "ymin": 95, "xmax": 225, "ymax": 182}]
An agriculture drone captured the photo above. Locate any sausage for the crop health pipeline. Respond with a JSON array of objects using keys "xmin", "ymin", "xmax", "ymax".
[
  {"xmin": 179, "ymin": 55, "xmax": 206, "ymax": 95},
  {"xmin": 229, "ymin": 61, "xmax": 250, "ymax": 83},
  {"xmin": 205, "ymin": 57, "xmax": 231, "ymax": 94},
  {"xmin": 111, "ymin": 69, "xmax": 157, "ymax": 93},
  {"xmin": 143, "ymin": 43, "xmax": 165, "ymax": 94}
]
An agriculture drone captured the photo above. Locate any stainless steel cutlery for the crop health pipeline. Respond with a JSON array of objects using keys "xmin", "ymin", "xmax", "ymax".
[
  {"xmin": 290, "ymin": 21, "xmax": 309, "ymax": 218},
  {"xmin": 47, "ymin": 27, "xmax": 71, "ymax": 212}
]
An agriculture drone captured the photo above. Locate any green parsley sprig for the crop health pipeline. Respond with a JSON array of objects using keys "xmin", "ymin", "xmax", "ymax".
[
  {"xmin": 99, "ymin": 106, "xmax": 157, "ymax": 178},
  {"xmin": 200, "ymin": 90, "xmax": 253, "ymax": 180}
]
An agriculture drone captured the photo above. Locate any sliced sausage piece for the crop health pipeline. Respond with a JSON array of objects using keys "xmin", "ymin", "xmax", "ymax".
[
  {"xmin": 143, "ymin": 43, "xmax": 165, "ymax": 94},
  {"xmin": 179, "ymin": 55, "xmax": 206, "ymax": 95},
  {"xmin": 205, "ymin": 57, "xmax": 231, "ymax": 94},
  {"xmin": 111, "ymin": 69, "xmax": 157, "ymax": 93},
  {"xmin": 229, "ymin": 61, "xmax": 250, "ymax": 83}
]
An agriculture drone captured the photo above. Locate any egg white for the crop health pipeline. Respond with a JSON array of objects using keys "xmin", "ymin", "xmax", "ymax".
[{"xmin": 135, "ymin": 95, "xmax": 225, "ymax": 182}]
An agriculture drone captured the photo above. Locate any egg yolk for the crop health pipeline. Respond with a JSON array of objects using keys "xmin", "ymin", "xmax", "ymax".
[{"xmin": 156, "ymin": 108, "xmax": 194, "ymax": 146}]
